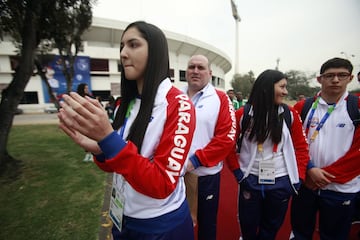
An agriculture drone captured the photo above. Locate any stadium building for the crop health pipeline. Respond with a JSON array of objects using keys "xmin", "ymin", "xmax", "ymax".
[{"xmin": 0, "ymin": 17, "xmax": 232, "ymax": 113}]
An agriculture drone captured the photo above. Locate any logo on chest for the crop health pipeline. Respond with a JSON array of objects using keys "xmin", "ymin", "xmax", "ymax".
[{"xmin": 310, "ymin": 117, "xmax": 319, "ymax": 128}]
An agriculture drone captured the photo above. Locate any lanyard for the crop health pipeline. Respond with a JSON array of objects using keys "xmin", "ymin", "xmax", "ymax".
[
  {"xmin": 257, "ymin": 142, "xmax": 278, "ymax": 159},
  {"xmin": 119, "ymin": 99, "xmax": 135, "ymax": 138},
  {"xmin": 305, "ymin": 97, "xmax": 320, "ymax": 135},
  {"xmin": 305, "ymin": 97, "xmax": 336, "ymax": 142}
]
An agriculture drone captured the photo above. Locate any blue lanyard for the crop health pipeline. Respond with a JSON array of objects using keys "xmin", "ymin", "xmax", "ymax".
[
  {"xmin": 305, "ymin": 97, "xmax": 320, "ymax": 135},
  {"xmin": 305, "ymin": 97, "xmax": 336, "ymax": 142}
]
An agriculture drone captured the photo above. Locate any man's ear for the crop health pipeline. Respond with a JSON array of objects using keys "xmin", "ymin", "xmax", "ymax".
[{"xmin": 316, "ymin": 76, "xmax": 322, "ymax": 84}]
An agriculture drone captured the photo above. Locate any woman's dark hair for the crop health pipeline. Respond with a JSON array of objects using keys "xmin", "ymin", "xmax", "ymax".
[
  {"xmin": 76, "ymin": 83, "xmax": 88, "ymax": 97},
  {"xmin": 107, "ymin": 95, "xmax": 115, "ymax": 106},
  {"xmin": 113, "ymin": 21, "xmax": 170, "ymax": 152},
  {"xmin": 246, "ymin": 69, "xmax": 287, "ymax": 144}
]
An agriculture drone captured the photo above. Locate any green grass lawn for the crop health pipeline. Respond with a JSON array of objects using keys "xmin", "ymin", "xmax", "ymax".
[{"xmin": 0, "ymin": 124, "xmax": 110, "ymax": 240}]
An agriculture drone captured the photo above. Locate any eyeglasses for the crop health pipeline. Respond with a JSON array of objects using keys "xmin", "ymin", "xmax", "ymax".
[{"xmin": 321, "ymin": 72, "xmax": 351, "ymax": 81}]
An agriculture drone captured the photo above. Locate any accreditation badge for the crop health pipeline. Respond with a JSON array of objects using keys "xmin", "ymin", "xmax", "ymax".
[
  {"xmin": 258, "ymin": 160, "xmax": 275, "ymax": 184},
  {"xmin": 109, "ymin": 174, "xmax": 126, "ymax": 232}
]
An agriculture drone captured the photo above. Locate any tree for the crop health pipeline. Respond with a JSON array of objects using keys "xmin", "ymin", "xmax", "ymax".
[
  {"xmin": 230, "ymin": 71, "xmax": 255, "ymax": 99},
  {"xmin": 285, "ymin": 70, "xmax": 319, "ymax": 100},
  {"xmin": 231, "ymin": 69, "xmax": 320, "ymax": 102},
  {"xmin": 46, "ymin": 1, "xmax": 93, "ymax": 94},
  {"xmin": 0, "ymin": 0, "xmax": 94, "ymax": 176}
]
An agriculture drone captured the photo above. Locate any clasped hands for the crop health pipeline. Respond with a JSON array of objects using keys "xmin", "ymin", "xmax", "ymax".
[
  {"xmin": 57, "ymin": 92, "xmax": 114, "ymax": 155},
  {"xmin": 305, "ymin": 167, "xmax": 335, "ymax": 190}
]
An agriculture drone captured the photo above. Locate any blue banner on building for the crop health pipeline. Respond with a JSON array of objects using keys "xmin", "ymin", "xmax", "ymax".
[{"xmin": 42, "ymin": 55, "xmax": 91, "ymax": 103}]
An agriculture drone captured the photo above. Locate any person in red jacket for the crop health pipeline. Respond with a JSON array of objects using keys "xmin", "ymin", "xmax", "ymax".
[
  {"xmin": 58, "ymin": 21, "xmax": 196, "ymax": 240},
  {"xmin": 183, "ymin": 54, "xmax": 236, "ymax": 240},
  {"xmin": 226, "ymin": 69, "xmax": 309, "ymax": 240},
  {"xmin": 290, "ymin": 57, "xmax": 360, "ymax": 240}
]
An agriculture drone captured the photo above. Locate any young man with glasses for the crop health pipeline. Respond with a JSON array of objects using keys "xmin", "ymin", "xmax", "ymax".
[{"xmin": 290, "ymin": 57, "xmax": 360, "ymax": 240}]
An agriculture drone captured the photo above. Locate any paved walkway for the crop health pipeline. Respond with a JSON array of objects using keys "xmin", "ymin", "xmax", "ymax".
[{"xmin": 13, "ymin": 112, "xmax": 59, "ymax": 125}]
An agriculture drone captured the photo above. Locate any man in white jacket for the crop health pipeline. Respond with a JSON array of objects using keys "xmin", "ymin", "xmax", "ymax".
[{"xmin": 184, "ymin": 55, "xmax": 236, "ymax": 240}]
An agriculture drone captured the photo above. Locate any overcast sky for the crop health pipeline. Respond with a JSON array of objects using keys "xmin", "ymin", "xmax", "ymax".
[{"xmin": 93, "ymin": 0, "xmax": 360, "ymax": 89}]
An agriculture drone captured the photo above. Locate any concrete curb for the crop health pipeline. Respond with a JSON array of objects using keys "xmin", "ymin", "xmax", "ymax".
[{"xmin": 98, "ymin": 173, "xmax": 113, "ymax": 240}]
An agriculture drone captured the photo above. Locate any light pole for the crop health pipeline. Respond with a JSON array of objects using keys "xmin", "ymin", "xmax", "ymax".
[
  {"xmin": 231, "ymin": 0, "xmax": 241, "ymax": 74},
  {"xmin": 275, "ymin": 58, "xmax": 280, "ymax": 70}
]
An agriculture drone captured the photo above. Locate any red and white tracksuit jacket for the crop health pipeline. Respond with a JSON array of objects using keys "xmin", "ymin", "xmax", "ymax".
[
  {"xmin": 226, "ymin": 105, "xmax": 309, "ymax": 186},
  {"xmin": 182, "ymin": 83, "xmax": 236, "ymax": 176},
  {"xmin": 294, "ymin": 92, "xmax": 360, "ymax": 193},
  {"xmin": 94, "ymin": 78, "xmax": 196, "ymax": 219}
]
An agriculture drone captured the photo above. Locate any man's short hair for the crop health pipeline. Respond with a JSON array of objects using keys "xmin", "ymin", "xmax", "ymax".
[{"xmin": 320, "ymin": 57, "xmax": 353, "ymax": 74}]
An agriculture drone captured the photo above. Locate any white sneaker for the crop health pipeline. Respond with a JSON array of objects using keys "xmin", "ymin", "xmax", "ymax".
[
  {"xmin": 87, "ymin": 153, "xmax": 93, "ymax": 162},
  {"xmin": 83, "ymin": 153, "xmax": 93, "ymax": 162},
  {"xmin": 289, "ymin": 231, "xmax": 295, "ymax": 240}
]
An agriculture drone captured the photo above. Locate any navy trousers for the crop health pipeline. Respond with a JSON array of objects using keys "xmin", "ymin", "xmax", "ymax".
[
  {"xmin": 291, "ymin": 186, "xmax": 357, "ymax": 240},
  {"xmin": 111, "ymin": 206, "xmax": 194, "ymax": 240},
  {"xmin": 238, "ymin": 174, "xmax": 294, "ymax": 240},
  {"xmin": 197, "ymin": 172, "xmax": 221, "ymax": 240}
]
